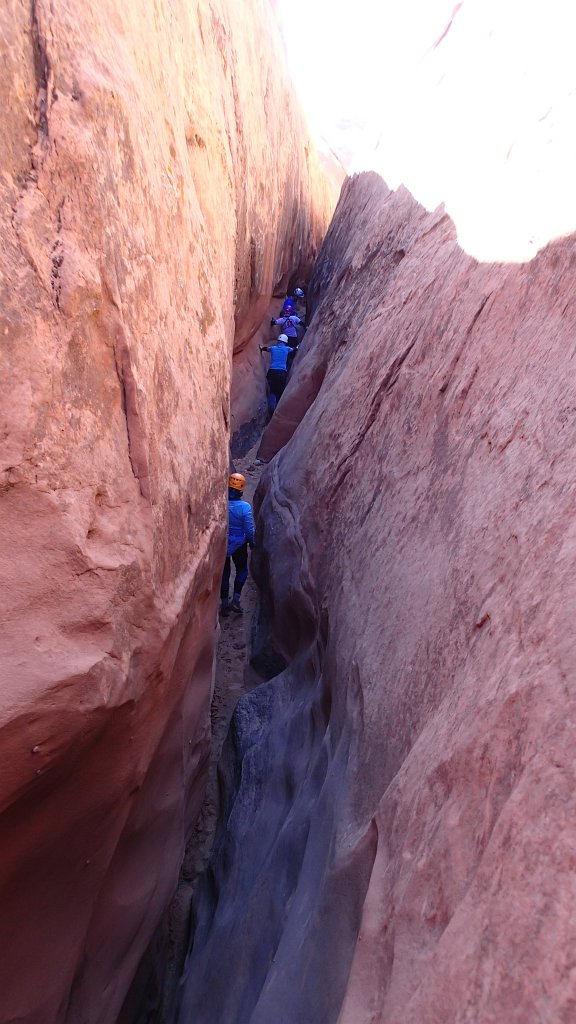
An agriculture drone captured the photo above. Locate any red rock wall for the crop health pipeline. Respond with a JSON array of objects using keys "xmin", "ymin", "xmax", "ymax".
[
  {"xmin": 180, "ymin": 172, "xmax": 576, "ymax": 1022},
  {"xmin": 0, "ymin": 1, "xmax": 333, "ymax": 1022}
]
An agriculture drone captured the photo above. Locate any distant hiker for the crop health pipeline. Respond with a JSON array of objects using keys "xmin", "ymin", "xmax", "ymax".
[
  {"xmin": 271, "ymin": 308, "xmax": 303, "ymax": 341},
  {"xmin": 220, "ymin": 473, "xmax": 255, "ymax": 616},
  {"xmin": 283, "ymin": 287, "xmax": 305, "ymax": 312},
  {"xmin": 259, "ymin": 334, "xmax": 296, "ymax": 413}
]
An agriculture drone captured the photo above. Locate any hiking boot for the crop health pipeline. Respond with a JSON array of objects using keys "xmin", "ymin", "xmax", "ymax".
[
  {"xmin": 220, "ymin": 600, "xmax": 231, "ymax": 617},
  {"xmin": 230, "ymin": 599, "xmax": 243, "ymax": 615}
]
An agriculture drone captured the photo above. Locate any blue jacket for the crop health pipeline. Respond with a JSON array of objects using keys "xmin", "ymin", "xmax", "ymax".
[
  {"xmin": 227, "ymin": 497, "xmax": 255, "ymax": 555},
  {"xmin": 267, "ymin": 342, "xmax": 291, "ymax": 371}
]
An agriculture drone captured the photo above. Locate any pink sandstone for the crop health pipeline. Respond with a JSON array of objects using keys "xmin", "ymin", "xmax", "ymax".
[{"xmin": 0, "ymin": 1, "xmax": 334, "ymax": 1021}]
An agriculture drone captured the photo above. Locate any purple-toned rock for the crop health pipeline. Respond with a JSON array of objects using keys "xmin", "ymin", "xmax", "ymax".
[{"xmin": 190, "ymin": 171, "xmax": 576, "ymax": 1023}]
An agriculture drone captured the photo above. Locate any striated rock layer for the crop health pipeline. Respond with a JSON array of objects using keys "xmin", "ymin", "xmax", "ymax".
[
  {"xmin": 0, "ymin": 1, "xmax": 333, "ymax": 1021},
  {"xmin": 181, "ymin": 172, "xmax": 576, "ymax": 1023}
]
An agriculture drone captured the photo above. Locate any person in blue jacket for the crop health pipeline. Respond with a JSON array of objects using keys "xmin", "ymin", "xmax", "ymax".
[
  {"xmin": 289, "ymin": 287, "xmax": 305, "ymax": 307},
  {"xmin": 259, "ymin": 334, "xmax": 297, "ymax": 413},
  {"xmin": 220, "ymin": 472, "xmax": 255, "ymax": 616}
]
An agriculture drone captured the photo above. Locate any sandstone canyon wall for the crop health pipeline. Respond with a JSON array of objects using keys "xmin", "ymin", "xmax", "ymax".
[
  {"xmin": 0, "ymin": 2, "xmax": 334, "ymax": 1022},
  {"xmin": 178, "ymin": 172, "xmax": 576, "ymax": 1023}
]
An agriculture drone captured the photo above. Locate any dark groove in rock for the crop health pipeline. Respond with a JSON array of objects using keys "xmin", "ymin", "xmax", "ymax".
[{"xmin": 30, "ymin": 0, "xmax": 50, "ymax": 147}]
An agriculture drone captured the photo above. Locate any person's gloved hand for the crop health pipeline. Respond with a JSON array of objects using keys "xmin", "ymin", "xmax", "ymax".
[{"xmin": 270, "ymin": 318, "xmax": 276, "ymax": 326}]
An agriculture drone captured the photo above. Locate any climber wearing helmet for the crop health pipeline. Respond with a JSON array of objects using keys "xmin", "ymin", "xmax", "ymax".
[
  {"xmin": 220, "ymin": 472, "xmax": 255, "ymax": 616},
  {"xmin": 289, "ymin": 287, "xmax": 305, "ymax": 306},
  {"xmin": 287, "ymin": 287, "xmax": 306, "ymax": 314},
  {"xmin": 259, "ymin": 334, "xmax": 297, "ymax": 414},
  {"xmin": 271, "ymin": 305, "xmax": 302, "ymax": 341}
]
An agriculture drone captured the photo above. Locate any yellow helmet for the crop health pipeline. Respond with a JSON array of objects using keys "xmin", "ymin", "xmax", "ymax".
[{"xmin": 229, "ymin": 472, "xmax": 246, "ymax": 491}]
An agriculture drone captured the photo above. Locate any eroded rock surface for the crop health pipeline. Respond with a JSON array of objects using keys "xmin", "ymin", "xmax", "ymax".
[
  {"xmin": 184, "ymin": 172, "xmax": 576, "ymax": 1023},
  {"xmin": 0, "ymin": 2, "xmax": 333, "ymax": 1021}
]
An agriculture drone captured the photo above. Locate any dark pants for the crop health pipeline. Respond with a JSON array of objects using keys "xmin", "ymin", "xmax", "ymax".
[
  {"xmin": 221, "ymin": 542, "xmax": 249, "ymax": 600},
  {"xmin": 267, "ymin": 369, "xmax": 288, "ymax": 411}
]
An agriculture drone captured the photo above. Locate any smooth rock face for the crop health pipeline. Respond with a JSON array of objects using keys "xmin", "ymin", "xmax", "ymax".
[
  {"xmin": 186, "ymin": 172, "xmax": 576, "ymax": 1022},
  {"xmin": 0, "ymin": 1, "xmax": 333, "ymax": 1021}
]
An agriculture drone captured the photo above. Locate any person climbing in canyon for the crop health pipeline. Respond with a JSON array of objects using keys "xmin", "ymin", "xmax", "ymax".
[
  {"xmin": 287, "ymin": 287, "xmax": 307, "ymax": 328},
  {"xmin": 220, "ymin": 473, "xmax": 255, "ymax": 616},
  {"xmin": 271, "ymin": 306, "xmax": 303, "ymax": 342},
  {"xmin": 259, "ymin": 333, "xmax": 296, "ymax": 414},
  {"xmin": 289, "ymin": 286, "xmax": 305, "ymax": 306}
]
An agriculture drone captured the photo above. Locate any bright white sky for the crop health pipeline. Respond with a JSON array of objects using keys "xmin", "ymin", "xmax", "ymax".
[
  {"xmin": 276, "ymin": 0, "xmax": 576, "ymax": 262},
  {"xmin": 277, "ymin": 0, "xmax": 458, "ymax": 170}
]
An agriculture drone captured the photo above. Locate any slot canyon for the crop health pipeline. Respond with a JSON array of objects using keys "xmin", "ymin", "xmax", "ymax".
[{"xmin": 1, "ymin": 1, "xmax": 576, "ymax": 1023}]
